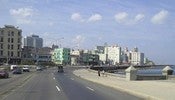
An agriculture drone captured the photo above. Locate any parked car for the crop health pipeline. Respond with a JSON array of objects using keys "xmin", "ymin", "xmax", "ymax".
[
  {"xmin": 36, "ymin": 66, "xmax": 43, "ymax": 71},
  {"xmin": 23, "ymin": 67, "xmax": 30, "ymax": 72},
  {"xmin": 13, "ymin": 68, "xmax": 22, "ymax": 74},
  {"xmin": 0, "ymin": 69, "xmax": 9, "ymax": 78}
]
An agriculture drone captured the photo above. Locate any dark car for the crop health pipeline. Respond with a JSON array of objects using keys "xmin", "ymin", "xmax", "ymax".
[
  {"xmin": 58, "ymin": 65, "xmax": 64, "ymax": 73},
  {"xmin": 23, "ymin": 67, "xmax": 30, "ymax": 72},
  {"xmin": 0, "ymin": 69, "xmax": 9, "ymax": 78},
  {"xmin": 13, "ymin": 68, "xmax": 22, "ymax": 74}
]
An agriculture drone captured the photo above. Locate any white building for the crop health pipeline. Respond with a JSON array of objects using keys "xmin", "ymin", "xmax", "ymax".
[
  {"xmin": 105, "ymin": 45, "xmax": 121, "ymax": 65},
  {"xmin": 98, "ymin": 54, "xmax": 107, "ymax": 64},
  {"xmin": 130, "ymin": 52, "xmax": 144, "ymax": 65}
]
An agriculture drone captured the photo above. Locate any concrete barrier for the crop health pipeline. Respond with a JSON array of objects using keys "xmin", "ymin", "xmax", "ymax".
[
  {"xmin": 137, "ymin": 75, "xmax": 166, "ymax": 80},
  {"xmin": 125, "ymin": 65, "xmax": 137, "ymax": 81}
]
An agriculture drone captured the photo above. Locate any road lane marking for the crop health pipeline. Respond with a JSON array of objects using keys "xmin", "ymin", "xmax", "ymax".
[
  {"xmin": 53, "ymin": 77, "xmax": 55, "ymax": 80},
  {"xmin": 70, "ymin": 78, "xmax": 74, "ymax": 80},
  {"xmin": 64, "ymin": 74, "xmax": 67, "ymax": 75},
  {"xmin": 56, "ymin": 86, "xmax": 61, "ymax": 92},
  {"xmin": 86, "ymin": 87, "xmax": 94, "ymax": 91}
]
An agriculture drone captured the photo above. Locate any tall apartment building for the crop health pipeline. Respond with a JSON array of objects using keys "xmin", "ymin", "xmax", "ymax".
[
  {"xmin": 0, "ymin": 25, "xmax": 22, "ymax": 64},
  {"xmin": 105, "ymin": 45, "xmax": 121, "ymax": 65},
  {"xmin": 130, "ymin": 52, "xmax": 144, "ymax": 65},
  {"xmin": 122, "ymin": 47, "xmax": 144, "ymax": 65},
  {"xmin": 24, "ymin": 34, "xmax": 43, "ymax": 48}
]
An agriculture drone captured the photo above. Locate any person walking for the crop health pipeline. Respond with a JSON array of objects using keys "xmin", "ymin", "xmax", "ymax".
[{"xmin": 98, "ymin": 69, "xmax": 100, "ymax": 76}]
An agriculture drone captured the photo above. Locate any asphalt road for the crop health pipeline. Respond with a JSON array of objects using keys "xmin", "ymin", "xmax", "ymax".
[{"xmin": 1, "ymin": 67, "xmax": 143, "ymax": 100}]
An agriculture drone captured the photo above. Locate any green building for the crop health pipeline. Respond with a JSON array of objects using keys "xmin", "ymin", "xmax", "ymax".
[
  {"xmin": 52, "ymin": 48, "xmax": 70, "ymax": 65},
  {"xmin": 82, "ymin": 53, "xmax": 99, "ymax": 65}
]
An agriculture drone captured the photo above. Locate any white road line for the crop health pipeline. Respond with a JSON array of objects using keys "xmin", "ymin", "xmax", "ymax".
[
  {"xmin": 86, "ymin": 87, "xmax": 94, "ymax": 91},
  {"xmin": 70, "ymin": 78, "xmax": 74, "ymax": 80},
  {"xmin": 53, "ymin": 77, "xmax": 55, "ymax": 80},
  {"xmin": 56, "ymin": 86, "xmax": 61, "ymax": 92}
]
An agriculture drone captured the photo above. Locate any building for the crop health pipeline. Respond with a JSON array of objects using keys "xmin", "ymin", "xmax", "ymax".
[
  {"xmin": 21, "ymin": 46, "xmax": 52, "ymax": 65},
  {"xmin": 94, "ymin": 46, "xmax": 105, "ymax": 54},
  {"xmin": 70, "ymin": 49, "xmax": 83, "ymax": 66},
  {"xmin": 98, "ymin": 53, "xmax": 107, "ymax": 65},
  {"xmin": 36, "ymin": 47, "xmax": 52, "ymax": 64},
  {"xmin": 105, "ymin": 45, "xmax": 121, "ymax": 65},
  {"xmin": 82, "ymin": 53, "xmax": 99, "ymax": 65},
  {"xmin": 0, "ymin": 25, "xmax": 22, "ymax": 64},
  {"xmin": 21, "ymin": 46, "xmax": 34, "ymax": 62},
  {"xmin": 130, "ymin": 52, "xmax": 144, "ymax": 65},
  {"xmin": 52, "ymin": 48, "xmax": 71, "ymax": 65},
  {"xmin": 24, "ymin": 34, "xmax": 43, "ymax": 48}
]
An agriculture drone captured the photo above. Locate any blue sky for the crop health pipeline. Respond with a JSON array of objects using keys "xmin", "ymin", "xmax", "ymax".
[{"xmin": 0, "ymin": 0, "xmax": 175, "ymax": 64}]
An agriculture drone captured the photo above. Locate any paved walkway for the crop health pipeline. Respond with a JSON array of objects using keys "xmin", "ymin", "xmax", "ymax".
[{"xmin": 73, "ymin": 69, "xmax": 175, "ymax": 100}]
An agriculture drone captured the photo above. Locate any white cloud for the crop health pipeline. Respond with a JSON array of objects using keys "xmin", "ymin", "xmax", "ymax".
[
  {"xmin": 10, "ymin": 7, "xmax": 33, "ymax": 17},
  {"xmin": 151, "ymin": 10, "xmax": 168, "ymax": 24},
  {"xmin": 88, "ymin": 14, "xmax": 102, "ymax": 22},
  {"xmin": 114, "ymin": 12, "xmax": 145, "ymax": 25},
  {"xmin": 71, "ymin": 13, "xmax": 84, "ymax": 22},
  {"xmin": 135, "ymin": 14, "xmax": 145, "ymax": 22},
  {"xmin": 114, "ymin": 12, "xmax": 128, "ymax": 23},
  {"xmin": 10, "ymin": 7, "xmax": 35, "ymax": 24}
]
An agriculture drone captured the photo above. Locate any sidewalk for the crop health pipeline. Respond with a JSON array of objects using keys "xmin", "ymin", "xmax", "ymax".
[{"xmin": 73, "ymin": 69, "xmax": 175, "ymax": 100}]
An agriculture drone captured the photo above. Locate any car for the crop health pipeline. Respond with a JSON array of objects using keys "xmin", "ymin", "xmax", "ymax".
[
  {"xmin": 23, "ymin": 67, "xmax": 30, "ymax": 72},
  {"xmin": 58, "ymin": 65, "xmax": 64, "ymax": 73},
  {"xmin": 0, "ymin": 69, "xmax": 9, "ymax": 78},
  {"xmin": 36, "ymin": 66, "xmax": 43, "ymax": 71},
  {"xmin": 13, "ymin": 68, "xmax": 22, "ymax": 74}
]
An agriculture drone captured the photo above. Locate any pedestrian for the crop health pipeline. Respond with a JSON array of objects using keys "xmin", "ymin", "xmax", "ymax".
[
  {"xmin": 102, "ymin": 70, "xmax": 105, "ymax": 77},
  {"xmin": 98, "ymin": 69, "xmax": 100, "ymax": 76}
]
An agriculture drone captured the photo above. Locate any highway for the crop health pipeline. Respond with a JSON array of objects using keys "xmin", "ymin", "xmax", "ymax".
[{"xmin": 0, "ymin": 67, "xmax": 143, "ymax": 100}]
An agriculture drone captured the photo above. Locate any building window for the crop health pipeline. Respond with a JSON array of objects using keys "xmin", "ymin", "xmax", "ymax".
[
  {"xmin": 11, "ymin": 31, "xmax": 14, "ymax": 36},
  {"xmin": 11, "ymin": 45, "xmax": 13, "ymax": 50},
  {"xmin": 18, "ymin": 45, "xmax": 20, "ymax": 49},
  {"xmin": 11, "ymin": 51, "xmax": 13, "ymax": 57},
  {"xmin": 1, "ymin": 30, "xmax": 4, "ymax": 35},
  {"xmin": 8, "ymin": 38, "xmax": 10, "ymax": 43},
  {"xmin": 0, "ymin": 44, "xmax": 3, "ymax": 49},
  {"xmin": 11, "ymin": 38, "xmax": 14, "ymax": 43},
  {"xmin": 18, "ymin": 31, "xmax": 21, "ymax": 36},
  {"xmin": 17, "ymin": 52, "xmax": 20, "ymax": 57},
  {"xmin": 0, "ymin": 50, "xmax": 3, "ymax": 56},
  {"xmin": 8, "ymin": 51, "xmax": 10, "ymax": 56},
  {"xmin": 18, "ymin": 38, "xmax": 20, "ymax": 43},
  {"xmin": 8, "ymin": 44, "xmax": 10, "ymax": 49},
  {"xmin": 0, "ymin": 37, "xmax": 3, "ymax": 42},
  {"xmin": 8, "ymin": 31, "xmax": 10, "ymax": 36}
]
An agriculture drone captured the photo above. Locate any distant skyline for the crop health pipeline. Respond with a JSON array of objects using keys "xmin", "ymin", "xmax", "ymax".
[{"xmin": 0, "ymin": 0, "xmax": 175, "ymax": 65}]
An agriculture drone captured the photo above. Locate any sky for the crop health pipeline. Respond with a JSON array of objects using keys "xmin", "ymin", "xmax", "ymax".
[{"xmin": 0, "ymin": 0, "xmax": 175, "ymax": 65}]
